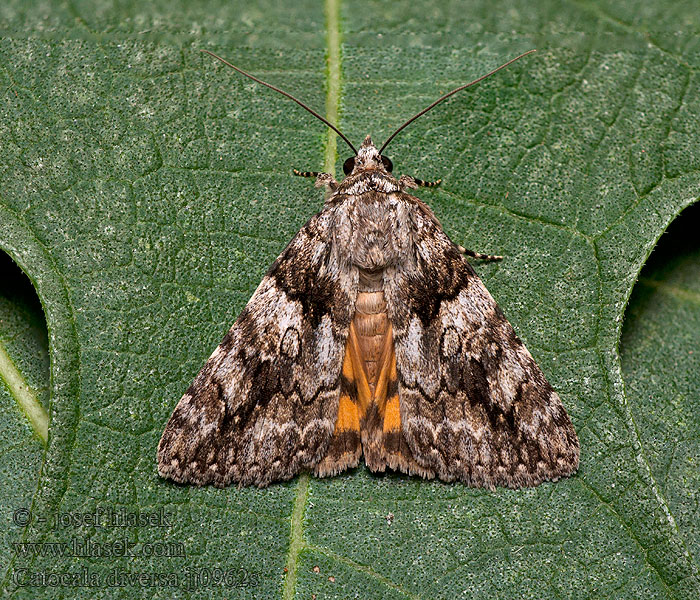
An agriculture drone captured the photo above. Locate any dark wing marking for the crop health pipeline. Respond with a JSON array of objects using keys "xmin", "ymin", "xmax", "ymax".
[
  {"xmin": 158, "ymin": 207, "xmax": 356, "ymax": 487},
  {"xmin": 385, "ymin": 193, "xmax": 579, "ymax": 488}
]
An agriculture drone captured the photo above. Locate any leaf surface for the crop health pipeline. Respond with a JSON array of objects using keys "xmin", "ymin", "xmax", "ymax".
[{"xmin": 0, "ymin": 1, "xmax": 699, "ymax": 598}]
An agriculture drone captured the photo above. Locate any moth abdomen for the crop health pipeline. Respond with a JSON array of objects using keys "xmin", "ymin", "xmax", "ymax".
[{"xmin": 353, "ymin": 273, "xmax": 390, "ymax": 387}]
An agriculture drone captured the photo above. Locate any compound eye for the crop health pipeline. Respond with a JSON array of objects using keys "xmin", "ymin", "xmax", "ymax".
[
  {"xmin": 343, "ymin": 156, "xmax": 356, "ymax": 175},
  {"xmin": 380, "ymin": 155, "xmax": 393, "ymax": 172}
]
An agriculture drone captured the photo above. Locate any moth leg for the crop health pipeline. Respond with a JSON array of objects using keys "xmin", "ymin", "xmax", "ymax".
[
  {"xmin": 398, "ymin": 174, "xmax": 442, "ymax": 189},
  {"xmin": 413, "ymin": 177, "xmax": 442, "ymax": 188},
  {"xmin": 314, "ymin": 172, "xmax": 338, "ymax": 191},
  {"xmin": 458, "ymin": 245, "xmax": 503, "ymax": 261},
  {"xmin": 293, "ymin": 169, "xmax": 338, "ymax": 191},
  {"xmin": 293, "ymin": 169, "xmax": 321, "ymax": 178}
]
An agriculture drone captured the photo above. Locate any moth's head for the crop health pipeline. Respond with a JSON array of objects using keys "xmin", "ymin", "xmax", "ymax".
[{"xmin": 343, "ymin": 135, "xmax": 393, "ymax": 177}]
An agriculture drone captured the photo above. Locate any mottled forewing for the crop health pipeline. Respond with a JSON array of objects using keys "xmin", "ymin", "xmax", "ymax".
[
  {"xmin": 385, "ymin": 194, "xmax": 579, "ymax": 488},
  {"xmin": 158, "ymin": 207, "xmax": 356, "ymax": 487}
]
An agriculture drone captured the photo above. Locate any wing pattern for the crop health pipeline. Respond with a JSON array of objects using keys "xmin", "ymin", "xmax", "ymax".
[
  {"xmin": 385, "ymin": 194, "xmax": 579, "ymax": 488},
  {"xmin": 158, "ymin": 207, "xmax": 356, "ymax": 487}
]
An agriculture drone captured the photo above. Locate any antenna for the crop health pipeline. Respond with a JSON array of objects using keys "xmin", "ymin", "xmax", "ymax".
[
  {"xmin": 379, "ymin": 49, "xmax": 536, "ymax": 155},
  {"xmin": 201, "ymin": 50, "xmax": 358, "ymax": 155}
]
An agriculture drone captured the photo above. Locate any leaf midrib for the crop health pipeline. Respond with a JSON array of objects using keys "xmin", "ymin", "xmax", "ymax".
[{"xmin": 281, "ymin": 1, "xmax": 342, "ymax": 598}]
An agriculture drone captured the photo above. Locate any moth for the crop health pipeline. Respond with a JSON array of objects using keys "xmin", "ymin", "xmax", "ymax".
[{"xmin": 158, "ymin": 49, "xmax": 579, "ymax": 489}]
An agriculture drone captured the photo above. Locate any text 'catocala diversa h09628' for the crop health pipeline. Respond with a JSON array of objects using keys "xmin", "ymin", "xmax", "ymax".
[{"xmin": 157, "ymin": 49, "xmax": 579, "ymax": 489}]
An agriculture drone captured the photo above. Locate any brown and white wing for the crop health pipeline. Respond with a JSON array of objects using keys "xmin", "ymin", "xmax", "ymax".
[
  {"xmin": 385, "ymin": 195, "xmax": 579, "ymax": 488},
  {"xmin": 158, "ymin": 207, "xmax": 356, "ymax": 487}
]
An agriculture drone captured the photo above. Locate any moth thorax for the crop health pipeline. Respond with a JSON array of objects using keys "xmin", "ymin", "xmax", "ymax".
[
  {"xmin": 358, "ymin": 268, "xmax": 383, "ymax": 292},
  {"xmin": 353, "ymin": 268, "xmax": 391, "ymax": 391},
  {"xmin": 355, "ymin": 229, "xmax": 393, "ymax": 270}
]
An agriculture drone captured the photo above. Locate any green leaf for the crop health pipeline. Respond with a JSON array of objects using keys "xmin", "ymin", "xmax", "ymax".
[
  {"xmin": 0, "ymin": 253, "xmax": 48, "ymax": 577},
  {"xmin": 1, "ymin": 0, "xmax": 699, "ymax": 598},
  {"xmin": 620, "ymin": 201, "xmax": 700, "ymax": 578}
]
